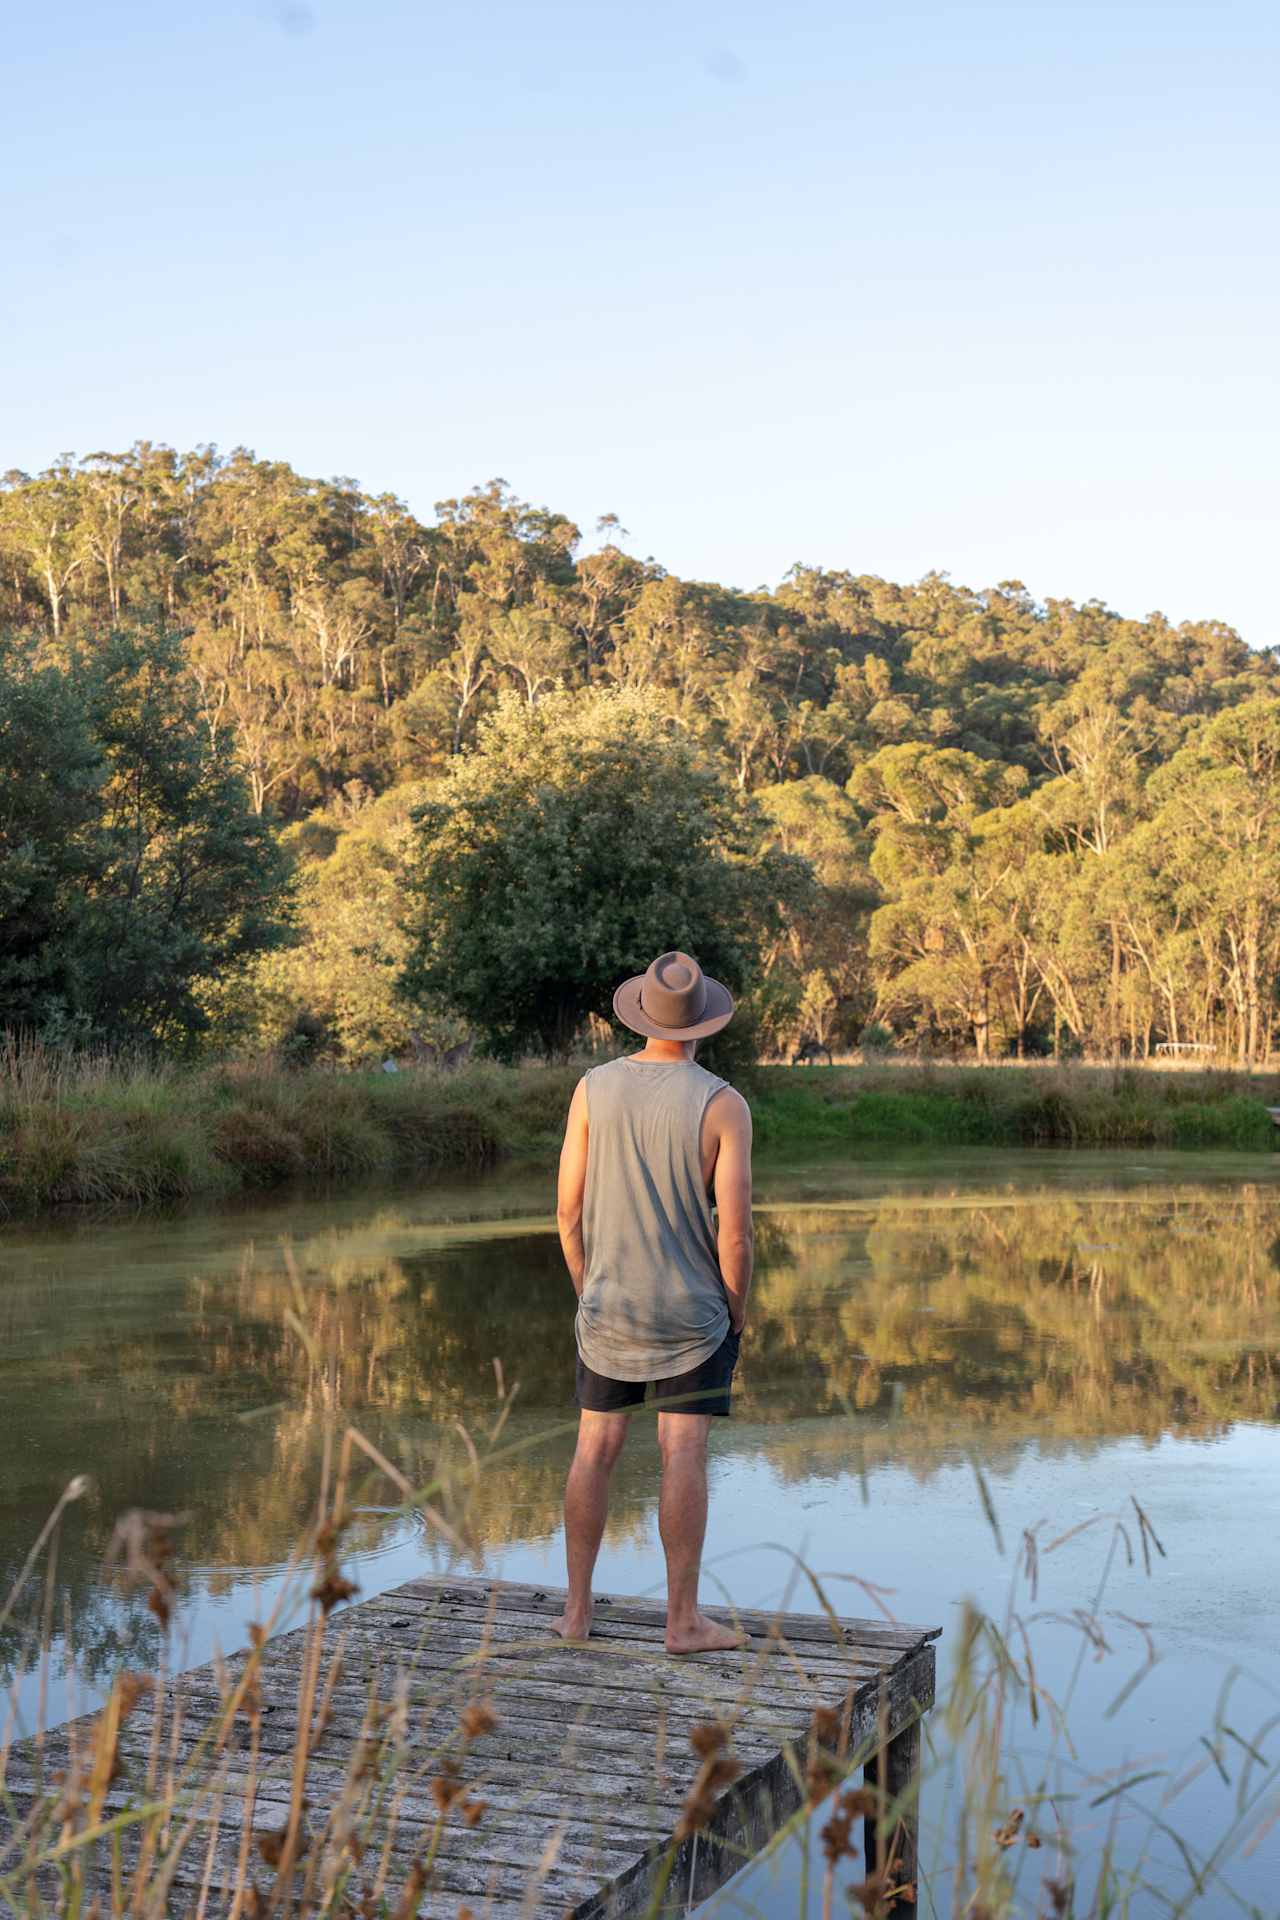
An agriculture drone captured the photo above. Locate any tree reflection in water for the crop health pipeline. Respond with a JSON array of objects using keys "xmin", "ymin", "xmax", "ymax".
[{"xmin": 2, "ymin": 1167, "xmax": 1278, "ymax": 1686}]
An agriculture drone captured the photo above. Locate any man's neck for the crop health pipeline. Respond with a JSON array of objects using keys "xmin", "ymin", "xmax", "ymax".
[{"xmin": 634, "ymin": 1039, "xmax": 697, "ymax": 1063}]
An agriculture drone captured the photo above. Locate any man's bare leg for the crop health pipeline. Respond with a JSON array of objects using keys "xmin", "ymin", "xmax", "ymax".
[
  {"xmin": 657, "ymin": 1412, "xmax": 744, "ymax": 1654},
  {"xmin": 552, "ymin": 1410, "xmax": 628, "ymax": 1640}
]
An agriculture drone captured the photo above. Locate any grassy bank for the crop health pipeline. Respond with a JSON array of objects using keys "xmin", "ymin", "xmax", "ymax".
[
  {"xmin": 749, "ymin": 1060, "xmax": 1280, "ymax": 1151},
  {"xmin": 2, "ymin": 1046, "xmax": 1277, "ymax": 1218},
  {"xmin": 0, "ymin": 1043, "xmax": 580, "ymax": 1216}
]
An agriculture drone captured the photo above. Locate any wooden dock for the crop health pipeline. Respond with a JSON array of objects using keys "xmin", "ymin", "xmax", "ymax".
[{"xmin": 1, "ymin": 1575, "xmax": 940, "ymax": 1917}]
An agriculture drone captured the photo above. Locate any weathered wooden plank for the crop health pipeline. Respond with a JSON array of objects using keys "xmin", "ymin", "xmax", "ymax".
[
  {"xmin": 73, "ymin": 1696, "xmax": 785, "ymax": 1784},
  {"xmin": 350, "ymin": 1598, "xmax": 914, "ymax": 1671},
  {"xmin": 8, "ymin": 1809, "xmax": 638, "ymax": 1914},
  {"xmin": 575, "ymin": 1647, "xmax": 938, "ymax": 1920},
  {"xmin": 4, "ymin": 1717, "xmax": 711, "ymax": 1838},
  {"xmin": 396, "ymin": 1576, "xmax": 938, "ymax": 1651},
  {"xmin": 221, "ymin": 1592, "xmax": 919, "ymax": 1669},
  {"xmin": 2, "ymin": 1740, "xmax": 691, "ymax": 1841},
  {"xmin": 865, "ymin": 1712, "xmax": 923, "ymax": 1917},
  {"xmin": 151, "ymin": 1668, "xmax": 884, "ymax": 1748},
  {"xmin": 202, "ymin": 1631, "xmax": 894, "ymax": 1708},
  {"xmin": 0, "ymin": 1576, "xmax": 940, "ymax": 1918},
  {"xmin": 86, "ymin": 1687, "xmax": 794, "ymax": 1785},
  {"xmin": 197, "ymin": 1608, "xmax": 904, "ymax": 1699},
  {"xmin": 1, "ymin": 1764, "xmax": 671, "ymax": 1876},
  {"xmin": 366, "ymin": 1583, "xmax": 936, "ymax": 1652},
  {"xmin": 9, "ymin": 1712, "xmax": 721, "ymax": 1796},
  {"xmin": 2, "ymin": 1736, "xmax": 651, "ymax": 1890},
  {"xmin": 212, "ymin": 1630, "xmax": 898, "ymax": 1716},
  {"xmin": 136, "ymin": 1662, "xmax": 860, "ymax": 1741}
]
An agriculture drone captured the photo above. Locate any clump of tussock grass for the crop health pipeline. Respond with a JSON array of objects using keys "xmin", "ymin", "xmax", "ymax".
[{"xmin": 0, "ymin": 1037, "xmax": 508, "ymax": 1216}]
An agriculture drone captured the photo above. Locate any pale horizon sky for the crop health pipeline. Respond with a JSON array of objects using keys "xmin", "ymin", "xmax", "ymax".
[{"xmin": 3, "ymin": 0, "xmax": 1278, "ymax": 641}]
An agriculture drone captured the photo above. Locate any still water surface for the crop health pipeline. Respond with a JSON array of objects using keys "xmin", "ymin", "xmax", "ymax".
[{"xmin": 3, "ymin": 1149, "xmax": 1280, "ymax": 1914}]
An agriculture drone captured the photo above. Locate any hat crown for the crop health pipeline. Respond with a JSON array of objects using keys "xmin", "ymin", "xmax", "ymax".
[{"xmin": 639, "ymin": 951, "xmax": 708, "ymax": 1030}]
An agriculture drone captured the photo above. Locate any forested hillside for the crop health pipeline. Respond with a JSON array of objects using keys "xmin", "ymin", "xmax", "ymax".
[{"xmin": 4, "ymin": 443, "xmax": 1280, "ymax": 1061}]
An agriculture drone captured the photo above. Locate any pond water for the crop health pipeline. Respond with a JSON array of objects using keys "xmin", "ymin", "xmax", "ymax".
[{"xmin": 3, "ymin": 1148, "xmax": 1280, "ymax": 1916}]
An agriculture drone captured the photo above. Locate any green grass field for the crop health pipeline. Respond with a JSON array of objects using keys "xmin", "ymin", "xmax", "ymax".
[
  {"xmin": 1, "ymin": 1044, "xmax": 1275, "ymax": 1217},
  {"xmin": 747, "ymin": 1060, "xmax": 1280, "ymax": 1152}
]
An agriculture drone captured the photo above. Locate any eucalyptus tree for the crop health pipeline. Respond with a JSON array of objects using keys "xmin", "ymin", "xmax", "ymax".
[{"xmin": 1144, "ymin": 698, "xmax": 1280, "ymax": 1061}]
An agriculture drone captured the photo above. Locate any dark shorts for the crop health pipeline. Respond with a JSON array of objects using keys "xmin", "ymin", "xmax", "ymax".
[{"xmin": 576, "ymin": 1327, "xmax": 742, "ymax": 1418}]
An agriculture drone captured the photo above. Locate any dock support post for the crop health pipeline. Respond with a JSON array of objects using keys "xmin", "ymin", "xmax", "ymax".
[{"xmin": 864, "ymin": 1705, "xmax": 921, "ymax": 1913}]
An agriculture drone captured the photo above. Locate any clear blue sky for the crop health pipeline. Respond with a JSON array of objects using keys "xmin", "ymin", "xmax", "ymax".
[{"xmin": 4, "ymin": 1, "xmax": 1278, "ymax": 641}]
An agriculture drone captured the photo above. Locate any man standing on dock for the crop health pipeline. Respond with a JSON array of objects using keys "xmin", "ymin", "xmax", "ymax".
[{"xmin": 553, "ymin": 951, "xmax": 754, "ymax": 1654}]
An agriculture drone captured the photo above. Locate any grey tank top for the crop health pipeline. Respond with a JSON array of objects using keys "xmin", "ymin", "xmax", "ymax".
[{"xmin": 574, "ymin": 1057, "xmax": 731, "ymax": 1382}]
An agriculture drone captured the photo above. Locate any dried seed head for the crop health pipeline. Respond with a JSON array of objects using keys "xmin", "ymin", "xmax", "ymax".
[
  {"xmin": 848, "ymin": 1871, "xmax": 893, "ymax": 1917},
  {"xmin": 256, "ymin": 1825, "xmax": 288, "ymax": 1869},
  {"xmin": 994, "ymin": 1806, "xmax": 1026, "ymax": 1848},
  {"xmin": 810, "ymin": 1705, "xmax": 841, "ymax": 1748},
  {"xmin": 460, "ymin": 1797, "xmax": 487, "ymax": 1828},
  {"xmin": 805, "ymin": 1753, "xmax": 842, "ymax": 1805},
  {"xmin": 840, "ymin": 1787, "xmax": 877, "ymax": 1821},
  {"xmin": 675, "ymin": 1789, "xmax": 717, "ymax": 1841},
  {"xmin": 703, "ymin": 1755, "xmax": 741, "ymax": 1794},
  {"xmin": 822, "ymin": 1771, "xmax": 878, "ymax": 1855},
  {"xmin": 311, "ymin": 1572, "xmax": 359, "ymax": 1616},
  {"xmin": 390, "ymin": 1858, "xmax": 430, "ymax": 1920},
  {"xmin": 459, "ymin": 1702, "xmax": 498, "ymax": 1742},
  {"xmin": 115, "ymin": 1672, "xmax": 153, "ymax": 1721},
  {"xmin": 676, "ymin": 1730, "xmax": 742, "ymax": 1836},
  {"xmin": 820, "ymin": 1806, "xmax": 855, "ymax": 1866},
  {"xmin": 104, "ymin": 1509, "xmax": 187, "ymax": 1632},
  {"xmin": 430, "ymin": 1766, "xmax": 467, "ymax": 1813}
]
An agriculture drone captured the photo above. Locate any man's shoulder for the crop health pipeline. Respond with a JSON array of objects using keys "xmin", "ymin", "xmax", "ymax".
[
  {"xmin": 579, "ymin": 1057, "xmax": 629, "ymax": 1105},
  {"xmin": 702, "ymin": 1075, "xmax": 750, "ymax": 1124},
  {"xmin": 585, "ymin": 1057, "xmax": 628, "ymax": 1084}
]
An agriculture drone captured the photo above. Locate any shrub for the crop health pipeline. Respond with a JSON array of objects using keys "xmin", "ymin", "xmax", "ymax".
[{"xmin": 859, "ymin": 1022, "xmax": 895, "ymax": 1055}]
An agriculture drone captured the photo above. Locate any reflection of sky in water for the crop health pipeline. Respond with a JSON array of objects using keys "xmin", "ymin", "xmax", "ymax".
[{"xmin": 2, "ymin": 1148, "xmax": 1279, "ymax": 1914}]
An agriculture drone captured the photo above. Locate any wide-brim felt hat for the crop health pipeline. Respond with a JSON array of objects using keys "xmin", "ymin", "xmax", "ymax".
[{"xmin": 613, "ymin": 951, "xmax": 735, "ymax": 1041}]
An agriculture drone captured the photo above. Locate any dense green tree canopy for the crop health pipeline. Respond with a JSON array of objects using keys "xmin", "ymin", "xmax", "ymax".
[
  {"xmin": 401, "ymin": 690, "xmax": 811, "ymax": 1058},
  {"xmin": 0, "ymin": 640, "xmax": 104, "ymax": 1025},
  {"xmin": 4, "ymin": 442, "xmax": 1280, "ymax": 1060},
  {"xmin": 0, "ymin": 629, "xmax": 291, "ymax": 1049}
]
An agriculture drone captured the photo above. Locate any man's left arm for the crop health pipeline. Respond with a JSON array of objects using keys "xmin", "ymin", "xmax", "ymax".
[{"xmin": 556, "ymin": 1078, "xmax": 590, "ymax": 1295}]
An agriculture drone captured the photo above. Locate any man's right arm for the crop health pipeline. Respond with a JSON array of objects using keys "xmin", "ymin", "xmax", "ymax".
[
  {"xmin": 711, "ymin": 1089, "xmax": 754, "ymax": 1333},
  {"xmin": 556, "ymin": 1078, "xmax": 589, "ymax": 1295}
]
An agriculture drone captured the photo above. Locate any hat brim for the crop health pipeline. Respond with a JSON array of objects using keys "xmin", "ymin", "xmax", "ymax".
[{"xmin": 612, "ymin": 973, "xmax": 735, "ymax": 1041}]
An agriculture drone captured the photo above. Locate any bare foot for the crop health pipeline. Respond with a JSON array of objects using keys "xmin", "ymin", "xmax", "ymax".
[
  {"xmin": 550, "ymin": 1601, "xmax": 593, "ymax": 1642},
  {"xmin": 665, "ymin": 1612, "xmax": 747, "ymax": 1655}
]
